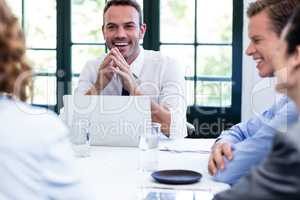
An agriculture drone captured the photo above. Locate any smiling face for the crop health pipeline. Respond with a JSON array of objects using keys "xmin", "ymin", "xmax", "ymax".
[
  {"xmin": 102, "ymin": 5, "xmax": 146, "ymax": 64},
  {"xmin": 246, "ymin": 10, "xmax": 280, "ymax": 77}
]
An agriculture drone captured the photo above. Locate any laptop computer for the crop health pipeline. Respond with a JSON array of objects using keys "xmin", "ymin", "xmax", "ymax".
[{"xmin": 63, "ymin": 94, "xmax": 151, "ymax": 147}]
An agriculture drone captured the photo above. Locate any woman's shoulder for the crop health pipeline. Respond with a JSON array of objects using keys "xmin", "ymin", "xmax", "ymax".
[{"xmin": 1, "ymin": 100, "xmax": 69, "ymax": 145}]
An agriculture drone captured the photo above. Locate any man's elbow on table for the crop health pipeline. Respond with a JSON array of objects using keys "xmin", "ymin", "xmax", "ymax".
[
  {"xmin": 150, "ymin": 101, "xmax": 172, "ymax": 137},
  {"xmin": 151, "ymin": 105, "xmax": 187, "ymax": 138},
  {"xmin": 152, "ymin": 111, "xmax": 171, "ymax": 137}
]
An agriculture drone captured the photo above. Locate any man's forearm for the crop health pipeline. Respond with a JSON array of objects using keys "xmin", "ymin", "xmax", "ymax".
[
  {"xmin": 85, "ymin": 76, "xmax": 110, "ymax": 95},
  {"xmin": 133, "ymin": 89, "xmax": 171, "ymax": 136},
  {"xmin": 85, "ymin": 84, "xmax": 102, "ymax": 95},
  {"xmin": 151, "ymin": 101, "xmax": 171, "ymax": 136}
]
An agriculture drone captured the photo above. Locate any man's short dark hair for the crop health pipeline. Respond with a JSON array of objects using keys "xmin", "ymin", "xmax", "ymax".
[
  {"xmin": 103, "ymin": 0, "xmax": 143, "ymax": 26},
  {"xmin": 247, "ymin": 0, "xmax": 300, "ymax": 36}
]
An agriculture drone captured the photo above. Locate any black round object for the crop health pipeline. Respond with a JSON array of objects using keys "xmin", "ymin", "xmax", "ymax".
[{"xmin": 151, "ymin": 169, "xmax": 202, "ymax": 185}]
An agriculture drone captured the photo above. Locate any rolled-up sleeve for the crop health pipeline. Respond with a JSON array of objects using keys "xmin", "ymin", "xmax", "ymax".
[{"xmin": 75, "ymin": 60, "xmax": 99, "ymax": 95}]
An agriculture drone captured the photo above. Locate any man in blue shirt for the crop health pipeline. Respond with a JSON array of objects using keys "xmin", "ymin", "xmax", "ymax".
[
  {"xmin": 213, "ymin": 4, "xmax": 300, "ymax": 199},
  {"xmin": 208, "ymin": 0, "xmax": 299, "ymax": 185}
]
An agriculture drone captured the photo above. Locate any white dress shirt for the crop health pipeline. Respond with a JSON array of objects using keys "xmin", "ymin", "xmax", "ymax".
[
  {"xmin": 0, "ymin": 97, "xmax": 93, "ymax": 200},
  {"xmin": 76, "ymin": 48, "xmax": 187, "ymax": 138}
]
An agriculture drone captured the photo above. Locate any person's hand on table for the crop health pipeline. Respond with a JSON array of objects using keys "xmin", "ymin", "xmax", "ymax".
[{"xmin": 208, "ymin": 141, "xmax": 233, "ymax": 176}]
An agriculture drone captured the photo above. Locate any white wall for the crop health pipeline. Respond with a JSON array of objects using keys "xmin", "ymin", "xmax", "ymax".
[{"xmin": 241, "ymin": 0, "xmax": 280, "ymax": 122}]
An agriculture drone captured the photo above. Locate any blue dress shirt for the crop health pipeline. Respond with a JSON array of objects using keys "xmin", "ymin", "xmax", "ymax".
[
  {"xmin": 213, "ymin": 96, "xmax": 299, "ymax": 185},
  {"xmin": 213, "ymin": 122, "xmax": 300, "ymax": 200}
]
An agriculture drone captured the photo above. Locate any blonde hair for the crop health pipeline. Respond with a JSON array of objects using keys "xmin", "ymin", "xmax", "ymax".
[{"xmin": 0, "ymin": 0, "xmax": 32, "ymax": 101}]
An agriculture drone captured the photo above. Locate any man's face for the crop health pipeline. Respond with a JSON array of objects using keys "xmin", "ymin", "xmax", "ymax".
[
  {"xmin": 246, "ymin": 10, "xmax": 280, "ymax": 77},
  {"xmin": 102, "ymin": 5, "xmax": 146, "ymax": 63}
]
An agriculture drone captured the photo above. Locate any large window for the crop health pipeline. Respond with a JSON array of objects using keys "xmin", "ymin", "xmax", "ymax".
[
  {"xmin": 8, "ymin": 0, "xmax": 57, "ymax": 109},
  {"xmin": 160, "ymin": 0, "xmax": 233, "ymax": 107},
  {"xmin": 144, "ymin": 0, "xmax": 243, "ymax": 137},
  {"xmin": 8, "ymin": 0, "xmax": 243, "ymax": 137}
]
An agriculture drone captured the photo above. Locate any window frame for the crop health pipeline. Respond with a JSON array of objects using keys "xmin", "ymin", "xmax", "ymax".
[{"xmin": 13, "ymin": 0, "xmax": 58, "ymax": 110}]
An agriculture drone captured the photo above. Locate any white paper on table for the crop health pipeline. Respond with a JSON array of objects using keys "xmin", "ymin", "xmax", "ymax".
[{"xmin": 159, "ymin": 139, "xmax": 215, "ymax": 153}]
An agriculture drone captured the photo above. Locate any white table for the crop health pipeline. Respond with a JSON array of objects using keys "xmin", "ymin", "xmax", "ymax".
[{"xmin": 75, "ymin": 139, "xmax": 229, "ymax": 199}]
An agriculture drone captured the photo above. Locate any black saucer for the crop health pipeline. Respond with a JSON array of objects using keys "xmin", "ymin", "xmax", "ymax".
[{"xmin": 151, "ymin": 169, "xmax": 202, "ymax": 185}]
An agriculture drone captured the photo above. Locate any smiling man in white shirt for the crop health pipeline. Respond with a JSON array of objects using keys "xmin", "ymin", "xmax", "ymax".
[{"xmin": 75, "ymin": 0, "xmax": 187, "ymax": 138}]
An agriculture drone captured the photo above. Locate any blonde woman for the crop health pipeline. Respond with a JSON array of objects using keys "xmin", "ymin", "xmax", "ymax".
[{"xmin": 0, "ymin": 0, "xmax": 91, "ymax": 199}]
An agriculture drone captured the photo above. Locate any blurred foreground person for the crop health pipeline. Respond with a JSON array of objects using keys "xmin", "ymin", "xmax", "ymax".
[{"xmin": 0, "ymin": 0, "xmax": 92, "ymax": 199}]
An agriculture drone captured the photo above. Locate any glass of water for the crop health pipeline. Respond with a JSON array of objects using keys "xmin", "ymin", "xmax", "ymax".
[
  {"xmin": 139, "ymin": 122, "xmax": 161, "ymax": 172},
  {"xmin": 70, "ymin": 119, "xmax": 90, "ymax": 158}
]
